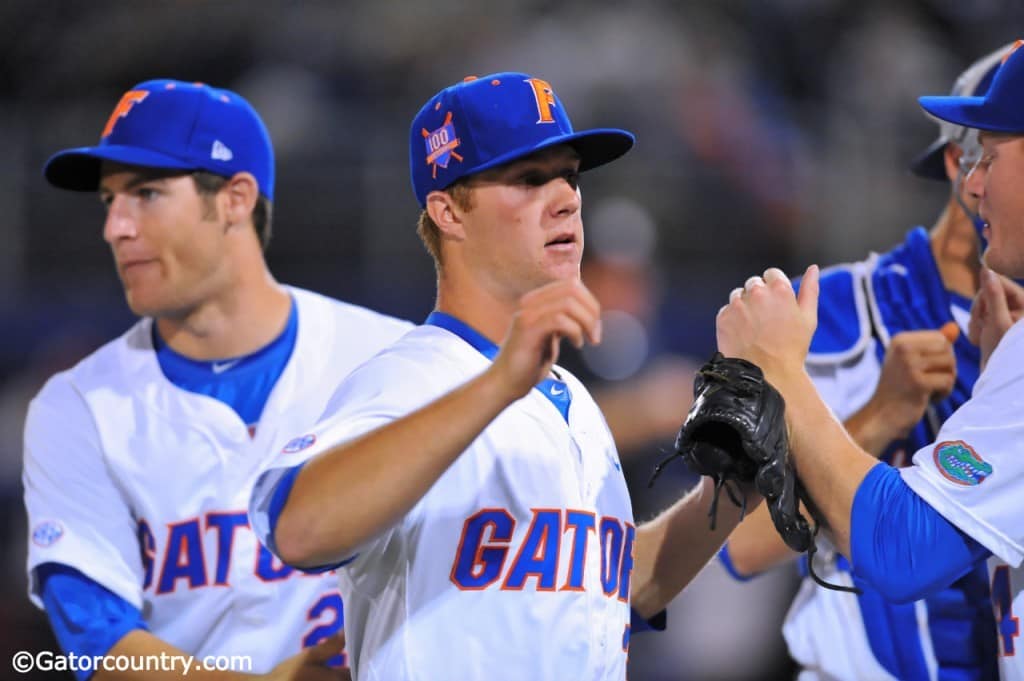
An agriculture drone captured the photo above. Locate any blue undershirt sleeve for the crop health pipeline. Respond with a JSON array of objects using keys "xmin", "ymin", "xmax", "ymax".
[
  {"xmin": 717, "ymin": 542, "xmax": 756, "ymax": 582},
  {"xmin": 258, "ymin": 461, "xmax": 353, "ymax": 573},
  {"xmin": 850, "ymin": 463, "xmax": 992, "ymax": 603},
  {"xmin": 37, "ymin": 562, "xmax": 147, "ymax": 681},
  {"xmin": 629, "ymin": 607, "xmax": 667, "ymax": 633},
  {"xmin": 626, "ymin": 607, "xmax": 667, "ymax": 651}
]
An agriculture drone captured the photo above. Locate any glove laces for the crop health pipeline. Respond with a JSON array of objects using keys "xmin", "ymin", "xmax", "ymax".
[{"xmin": 649, "ymin": 458, "xmax": 860, "ymax": 594}]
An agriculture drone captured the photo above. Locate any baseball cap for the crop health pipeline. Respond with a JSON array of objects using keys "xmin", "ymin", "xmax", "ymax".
[
  {"xmin": 409, "ymin": 73, "xmax": 634, "ymax": 207},
  {"xmin": 44, "ymin": 79, "xmax": 275, "ymax": 200},
  {"xmin": 910, "ymin": 43, "xmax": 1011, "ymax": 180},
  {"xmin": 919, "ymin": 40, "xmax": 1024, "ymax": 140}
]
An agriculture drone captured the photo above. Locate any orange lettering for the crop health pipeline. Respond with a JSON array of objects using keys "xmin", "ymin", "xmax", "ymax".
[
  {"xmin": 525, "ymin": 78, "xmax": 557, "ymax": 124},
  {"xmin": 102, "ymin": 90, "xmax": 150, "ymax": 137}
]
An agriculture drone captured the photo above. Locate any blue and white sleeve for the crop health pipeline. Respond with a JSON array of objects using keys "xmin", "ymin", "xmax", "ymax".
[{"xmin": 850, "ymin": 463, "xmax": 991, "ymax": 603}]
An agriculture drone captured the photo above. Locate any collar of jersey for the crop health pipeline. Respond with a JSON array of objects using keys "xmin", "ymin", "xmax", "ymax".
[
  {"xmin": 425, "ymin": 310, "xmax": 571, "ymax": 423},
  {"xmin": 153, "ymin": 296, "xmax": 298, "ymax": 379}
]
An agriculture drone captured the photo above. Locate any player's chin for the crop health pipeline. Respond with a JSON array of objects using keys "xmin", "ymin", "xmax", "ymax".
[
  {"xmin": 541, "ymin": 261, "xmax": 582, "ymax": 285},
  {"xmin": 123, "ymin": 287, "xmax": 173, "ymax": 319},
  {"xmin": 982, "ymin": 244, "xmax": 1024, "ymax": 280}
]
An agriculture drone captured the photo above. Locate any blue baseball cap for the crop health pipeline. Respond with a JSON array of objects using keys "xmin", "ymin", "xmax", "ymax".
[
  {"xmin": 44, "ymin": 79, "xmax": 275, "ymax": 200},
  {"xmin": 919, "ymin": 40, "xmax": 1024, "ymax": 137},
  {"xmin": 910, "ymin": 43, "xmax": 1010, "ymax": 181},
  {"xmin": 409, "ymin": 73, "xmax": 635, "ymax": 207}
]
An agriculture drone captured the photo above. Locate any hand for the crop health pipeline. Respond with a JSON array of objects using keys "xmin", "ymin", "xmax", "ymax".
[
  {"xmin": 866, "ymin": 323, "xmax": 959, "ymax": 437},
  {"xmin": 258, "ymin": 633, "xmax": 350, "ymax": 681},
  {"xmin": 490, "ymin": 279, "xmax": 601, "ymax": 401},
  {"xmin": 716, "ymin": 265, "xmax": 819, "ymax": 385},
  {"xmin": 968, "ymin": 267, "xmax": 1024, "ymax": 370}
]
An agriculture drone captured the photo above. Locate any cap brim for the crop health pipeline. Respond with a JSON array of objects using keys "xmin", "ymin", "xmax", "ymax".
[
  {"xmin": 908, "ymin": 137, "xmax": 949, "ymax": 181},
  {"xmin": 44, "ymin": 145, "xmax": 197, "ymax": 191},
  {"xmin": 918, "ymin": 94, "xmax": 1024, "ymax": 134},
  {"xmin": 465, "ymin": 128, "xmax": 635, "ymax": 180},
  {"xmin": 566, "ymin": 128, "xmax": 636, "ymax": 172}
]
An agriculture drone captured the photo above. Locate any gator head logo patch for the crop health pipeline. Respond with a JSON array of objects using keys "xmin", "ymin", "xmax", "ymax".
[
  {"xmin": 422, "ymin": 111, "xmax": 463, "ymax": 179},
  {"xmin": 934, "ymin": 440, "xmax": 992, "ymax": 486}
]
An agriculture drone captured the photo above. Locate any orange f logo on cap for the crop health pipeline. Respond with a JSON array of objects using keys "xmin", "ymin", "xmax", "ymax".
[
  {"xmin": 525, "ymin": 78, "xmax": 557, "ymax": 124},
  {"xmin": 102, "ymin": 90, "xmax": 149, "ymax": 138}
]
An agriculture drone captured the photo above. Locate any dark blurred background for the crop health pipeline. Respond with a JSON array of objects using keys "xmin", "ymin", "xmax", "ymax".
[{"xmin": 2, "ymin": 1, "xmax": 1022, "ymax": 679}]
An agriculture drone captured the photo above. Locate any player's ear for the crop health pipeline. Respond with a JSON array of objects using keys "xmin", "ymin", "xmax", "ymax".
[
  {"xmin": 425, "ymin": 190, "xmax": 467, "ymax": 241},
  {"xmin": 221, "ymin": 172, "xmax": 259, "ymax": 231}
]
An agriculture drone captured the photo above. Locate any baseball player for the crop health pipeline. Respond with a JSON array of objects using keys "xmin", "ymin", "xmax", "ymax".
[
  {"xmin": 721, "ymin": 45, "xmax": 1011, "ymax": 681},
  {"xmin": 716, "ymin": 40, "xmax": 1024, "ymax": 681},
  {"xmin": 24, "ymin": 80, "xmax": 413, "ymax": 680},
  {"xmin": 249, "ymin": 72, "xmax": 758, "ymax": 681}
]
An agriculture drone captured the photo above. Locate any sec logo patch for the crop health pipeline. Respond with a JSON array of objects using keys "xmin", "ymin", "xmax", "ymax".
[
  {"xmin": 282, "ymin": 434, "xmax": 316, "ymax": 454},
  {"xmin": 32, "ymin": 520, "xmax": 65, "ymax": 547},
  {"xmin": 934, "ymin": 440, "xmax": 992, "ymax": 487}
]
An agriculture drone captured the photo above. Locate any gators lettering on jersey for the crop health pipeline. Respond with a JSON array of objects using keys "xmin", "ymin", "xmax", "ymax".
[
  {"xmin": 251, "ymin": 321, "xmax": 633, "ymax": 681},
  {"xmin": 24, "ymin": 288, "xmax": 412, "ymax": 671}
]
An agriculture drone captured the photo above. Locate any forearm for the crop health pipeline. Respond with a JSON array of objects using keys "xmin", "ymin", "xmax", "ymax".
[
  {"xmin": 631, "ymin": 477, "xmax": 754, "ymax": 618},
  {"xmin": 726, "ymin": 380, "xmax": 916, "ymax": 574},
  {"xmin": 774, "ymin": 369, "xmax": 878, "ymax": 555},
  {"xmin": 96, "ymin": 630, "xmax": 250, "ymax": 681},
  {"xmin": 721, "ymin": 501, "xmax": 799, "ymax": 577},
  {"xmin": 843, "ymin": 397, "xmax": 908, "ymax": 456},
  {"xmin": 276, "ymin": 368, "xmax": 515, "ymax": 567}
]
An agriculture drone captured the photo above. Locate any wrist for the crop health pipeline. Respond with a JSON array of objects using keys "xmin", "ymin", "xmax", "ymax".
[
  {"xmin": 849, "ymin": 396, "xmax": 915, "ymax": 453},
  {"xmin": 477, "ymin": 364, "xmax": 526, "ymax": 409},
  {"xmin": 765, "ymin": 363, "xmax": 811, "ymax": 399}
]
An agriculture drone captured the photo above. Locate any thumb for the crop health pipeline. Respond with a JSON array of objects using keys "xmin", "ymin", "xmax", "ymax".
[
  {"xmin": 939, "ymin": 321, "xmax": 960, "ymax": 344},
  {"xmin": 797, "ymin": 264, "xmax": 820, "ymax": 326}
]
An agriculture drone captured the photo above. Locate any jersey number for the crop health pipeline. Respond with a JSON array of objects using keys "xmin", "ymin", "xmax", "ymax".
[
  {"xmin": 303, "ymin": 592, "xmax": 346, "ymax": 667},
  {"xmin": 992, "ymin": 565, "xmax": 1019, "ymax": 656}
]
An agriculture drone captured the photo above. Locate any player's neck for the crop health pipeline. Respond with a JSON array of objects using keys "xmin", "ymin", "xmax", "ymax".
[
  {"xmin": 434, "ymin": 277, "xmax": 517, "ymax": 346},
  {"xmin": 155, "ymin": 271, "xmax": 291, "ymax": 361},
  {"xmin": 929, "ymin": 201, "xmax": 981, "ymax": 300}
]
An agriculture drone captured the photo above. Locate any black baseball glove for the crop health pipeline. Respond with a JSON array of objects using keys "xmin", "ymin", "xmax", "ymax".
[{"xmin": 650, "ymin": 352, "xmax": 857, "ymax": 593}]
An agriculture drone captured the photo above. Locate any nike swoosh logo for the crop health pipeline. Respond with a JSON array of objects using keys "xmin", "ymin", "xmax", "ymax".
[
  {"xmin": 211, "ymin": 360, "xmax": 240, "ymax": 374},
  {"xmin": 550, "ymin": 385, "xmax": 565, "ymax": 396}
]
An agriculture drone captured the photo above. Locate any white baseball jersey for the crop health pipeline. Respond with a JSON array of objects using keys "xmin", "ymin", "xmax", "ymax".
[
  {"xmin": 902, "ymin": 317, "xmax": 1024, "ymax": 681},
  {"xmin": 251, "ymin": 323, "xmax": 634, "ymax": 681},
  {"xmin": 24, "ymin": 287, "xmax": 412, "ymax": 671}
]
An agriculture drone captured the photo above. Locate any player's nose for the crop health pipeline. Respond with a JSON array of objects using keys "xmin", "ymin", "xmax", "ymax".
[
  {"xmin": 550, "ymin": 177, "xmax": 581, "ymax": 217},
  {"xmin": 102, "ymin": 195, "xmax": 138, "ymax": 243}
]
